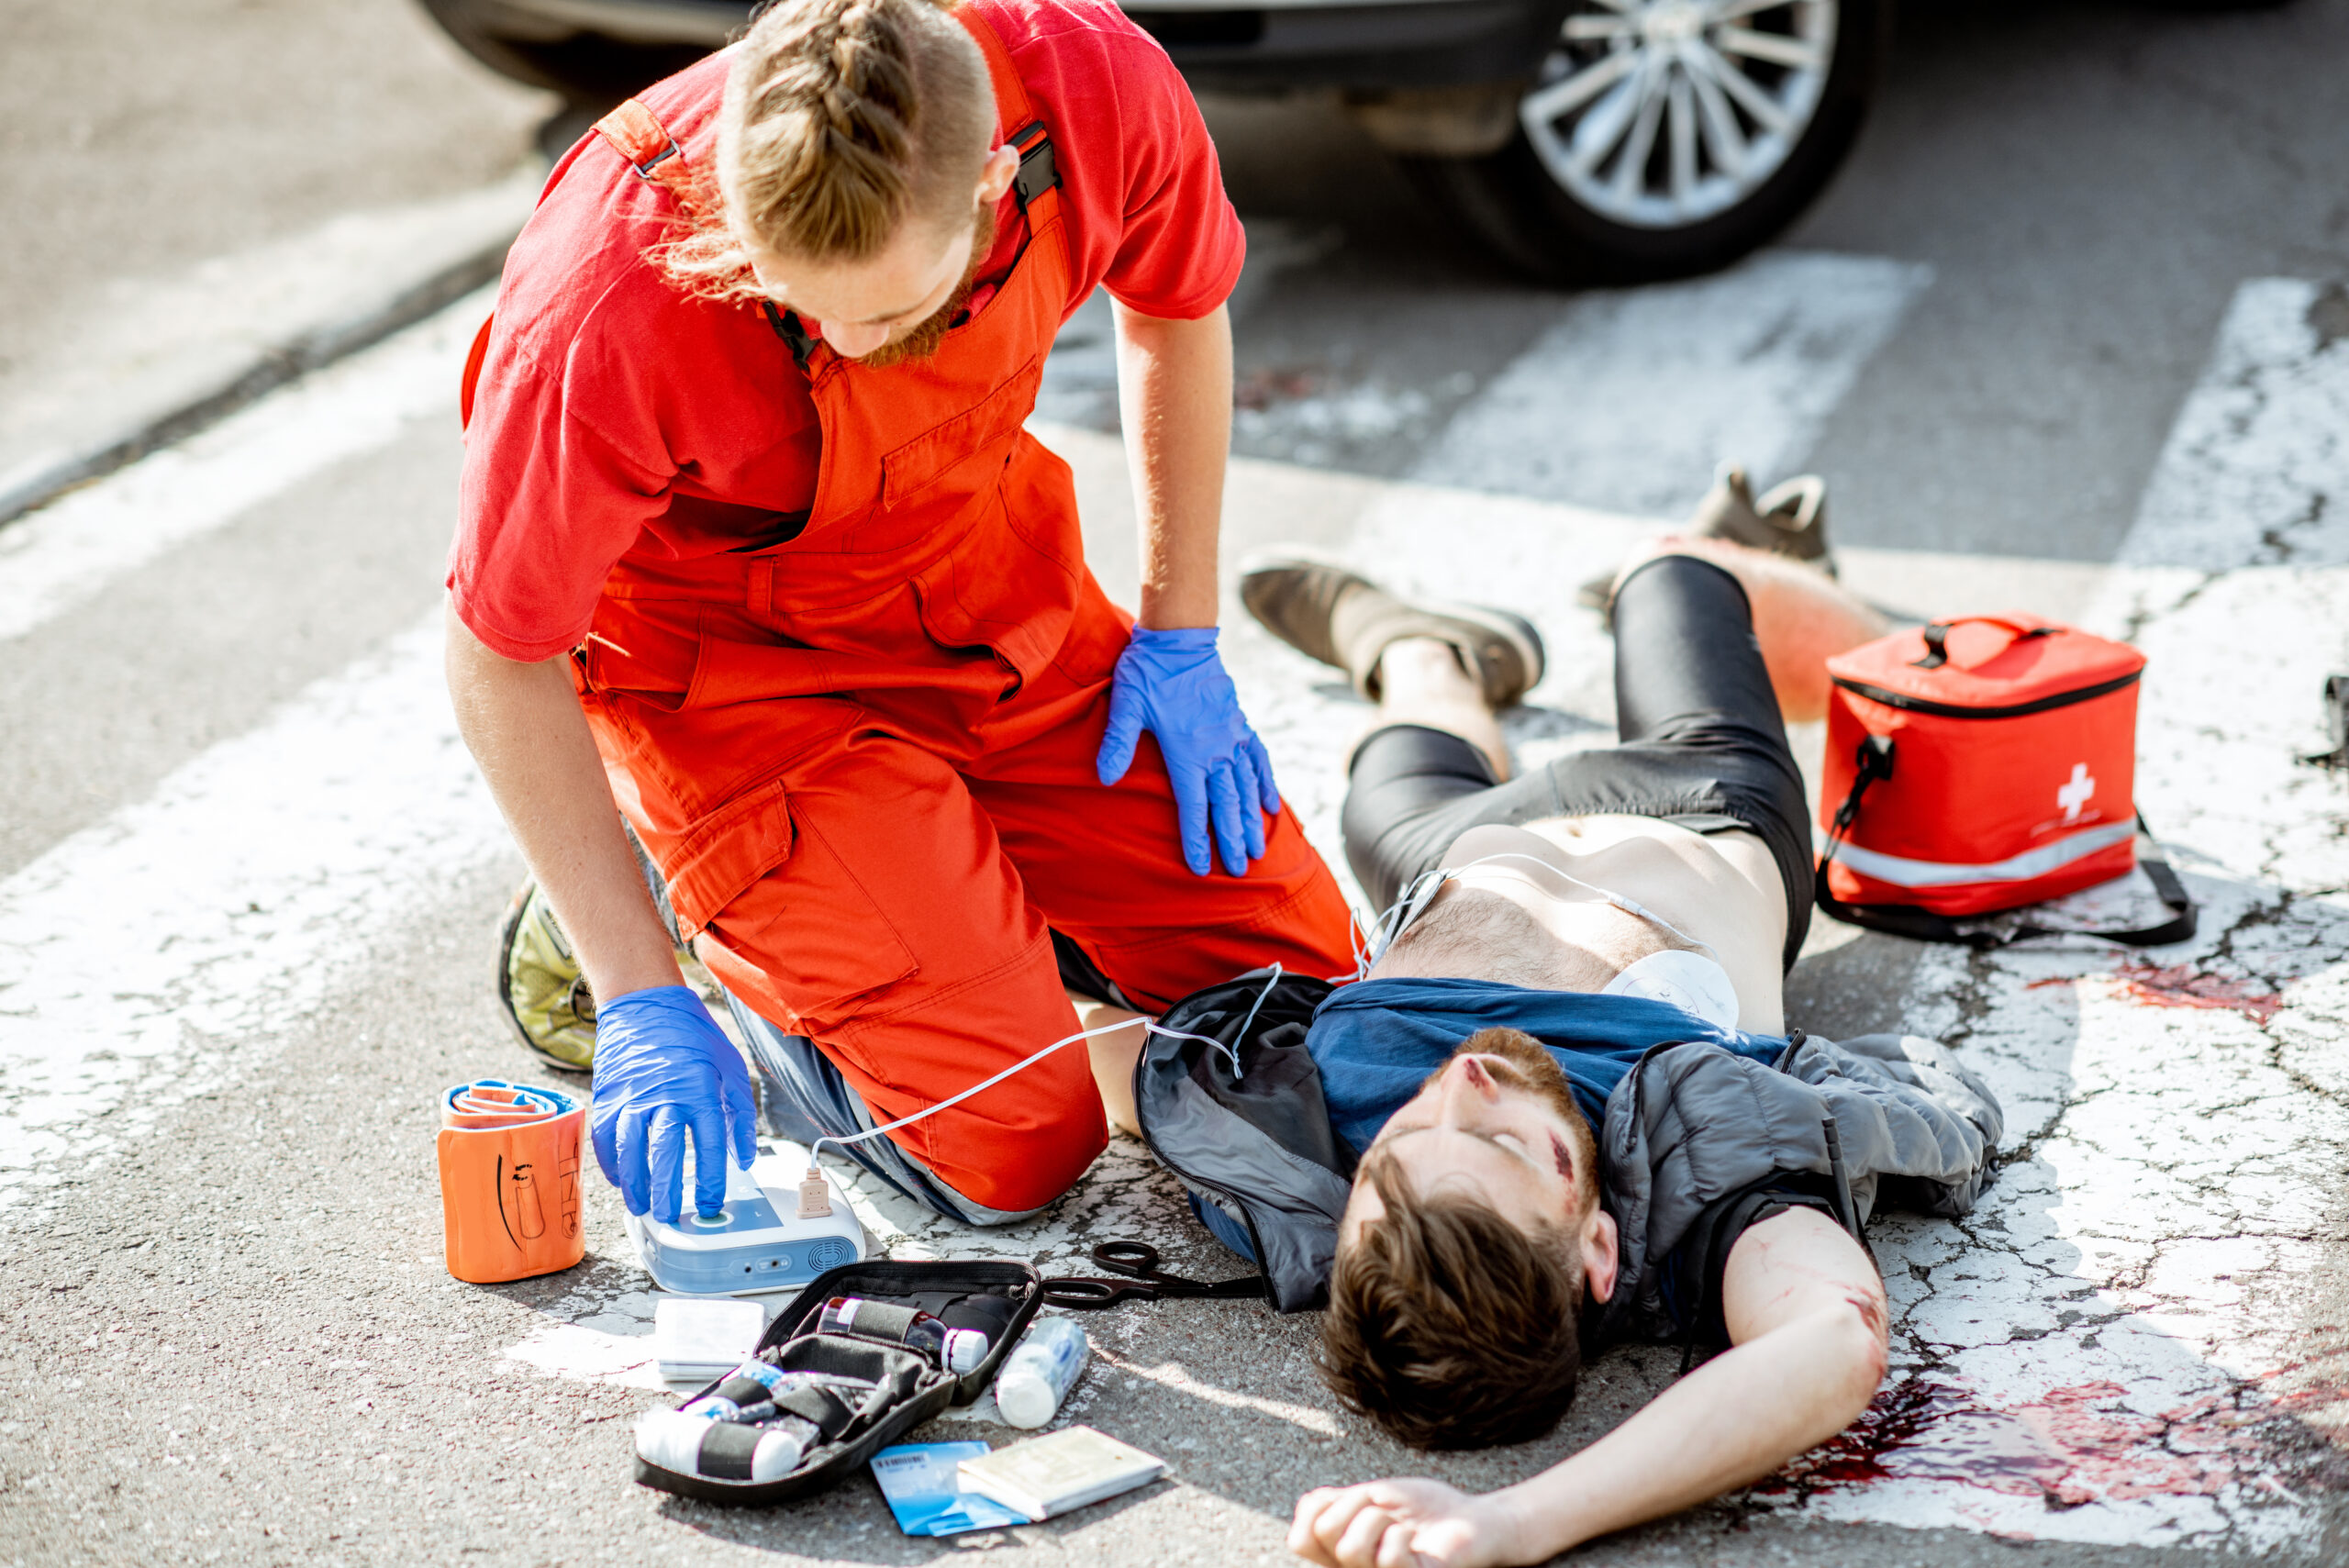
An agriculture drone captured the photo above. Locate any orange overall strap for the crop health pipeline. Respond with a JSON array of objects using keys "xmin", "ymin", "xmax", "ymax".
[
  {"xmin": 459, "ymin": 312, "xmax": 494, "ymax": 428},
  {"xmin": 957, "ymin": 8, "xmax": 1061, "ymax": 216},
  {"xmin": 593, "ymin": 97, "xmax": 698, "ymax": 205}
]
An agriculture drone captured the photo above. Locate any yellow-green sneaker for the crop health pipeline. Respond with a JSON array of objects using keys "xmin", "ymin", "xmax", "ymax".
[{"xmin": 496, "ymin": 880, "xmax": 598, "ymax": 1073}]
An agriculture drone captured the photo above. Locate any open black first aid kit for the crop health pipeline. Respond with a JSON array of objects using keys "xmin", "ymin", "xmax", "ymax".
[{"xmin": 633, "ymin": 1257, "xmax": 1042, "ymax": 1506}]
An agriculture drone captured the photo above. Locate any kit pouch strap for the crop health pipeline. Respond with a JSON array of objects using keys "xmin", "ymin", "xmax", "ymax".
[
  {"xmin": 1814, "ymin": 736, "xmax": 2196, "ymax": 949},
  {"xmin": 828, "ymin": 1300, "xmax": 921, "ymax": 1346},
  {"xmin": 772, "ymin": 1383, "xmax": 857, "ymax": 1439}
]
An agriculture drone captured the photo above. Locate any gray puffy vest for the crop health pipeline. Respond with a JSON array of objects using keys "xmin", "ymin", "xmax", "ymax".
[{"xmin": 1134, "ymin": 972, "xmax": 2005, "ymax": 1329}]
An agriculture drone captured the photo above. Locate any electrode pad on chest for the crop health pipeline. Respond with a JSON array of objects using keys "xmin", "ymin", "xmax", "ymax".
[{"xmin": 1600, "ymin": 949, "xmax": 1741, "ymax": 1030}]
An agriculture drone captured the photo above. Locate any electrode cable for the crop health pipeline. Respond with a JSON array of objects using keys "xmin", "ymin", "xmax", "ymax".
[
  {"xmin": 796, "ymin": 850, "xmax": 1717, "ymax": 1199},
  {"xmin": 801, "ymin": 966, "xmax": 1290, "ymax": 1181}
]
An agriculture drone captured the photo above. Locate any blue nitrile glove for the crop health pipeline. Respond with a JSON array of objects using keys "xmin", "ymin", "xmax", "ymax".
[
  {"xmin": 1096, "ymin": 626, "xmax": 1284, "ymax": 876},
  {"xmin": 588, "ymin": 985, "xmax": 758, "ymax": 1225}
]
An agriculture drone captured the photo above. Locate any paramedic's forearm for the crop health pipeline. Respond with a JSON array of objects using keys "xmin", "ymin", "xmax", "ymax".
[
  {"xmin": 1114, "ymin": 301, "xmax": 1230, "ymax": 631},
  {"xmin": 1491, "ymin": 1303, "xmax": 1883, "ymax": 1560},
  {"xmin": 444, "ymin": 605, "xmax": 683, "ymax": 1001}
]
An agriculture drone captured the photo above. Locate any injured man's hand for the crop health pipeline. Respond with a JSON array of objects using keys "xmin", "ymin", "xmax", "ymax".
[{"xmin": 1290, "ymin": 1477, "xmax": 1527, "ymax": 1568}]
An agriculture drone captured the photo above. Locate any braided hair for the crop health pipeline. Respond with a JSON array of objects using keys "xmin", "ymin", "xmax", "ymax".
[{"xmin": 658, "ymin": 0, "xmax": 994, "ymax": 299}]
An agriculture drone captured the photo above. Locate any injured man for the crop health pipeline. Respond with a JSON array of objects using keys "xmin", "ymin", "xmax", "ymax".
[{"xmin": 1236, "ymin": 539, "xmax": 2007, "ymax": 1566}]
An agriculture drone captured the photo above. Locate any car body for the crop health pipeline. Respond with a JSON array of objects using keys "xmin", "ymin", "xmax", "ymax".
[{"xmin": 417, "ymin": 0, "xmax": 1883, "ymax": 280}]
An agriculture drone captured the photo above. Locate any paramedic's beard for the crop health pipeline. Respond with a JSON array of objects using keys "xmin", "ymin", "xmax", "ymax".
[{"xmin": 850, "ymin": 206, "xmax": 998, "ymax": 370}]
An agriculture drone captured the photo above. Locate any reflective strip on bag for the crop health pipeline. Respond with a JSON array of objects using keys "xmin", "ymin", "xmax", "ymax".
[{"xmin": 1833, "ymin": 820, "xmax": 2134, "ymax": 889}]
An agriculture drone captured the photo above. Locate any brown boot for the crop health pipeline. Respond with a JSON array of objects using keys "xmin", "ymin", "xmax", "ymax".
[
  {"xmin": 1578, "ymin": 465, "xmax": 1836, "ymax": 609},
  {"xmin": 1240, "ymin": 551, "xmax": 1545, "ymax": 708}
]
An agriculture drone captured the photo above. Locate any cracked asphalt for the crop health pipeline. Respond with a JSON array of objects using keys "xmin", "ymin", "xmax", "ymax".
[{"xmin": 6, "ymin": 0, "xmax": 2349, "ymax": 1564}]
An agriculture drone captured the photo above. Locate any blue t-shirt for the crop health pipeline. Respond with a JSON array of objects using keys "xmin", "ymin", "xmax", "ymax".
[{"xmin": 1307, "ymin": 976, "xmax": 1790, "ymax": 1154}]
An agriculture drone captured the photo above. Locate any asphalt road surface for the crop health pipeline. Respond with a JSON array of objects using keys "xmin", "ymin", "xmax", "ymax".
[
  {"xmin": 0, "ymin": 0, "xmax": 549, "ymax": 395},
  {"xmin": 6, "ymin": 2, "xmax": 2349, "ymax": 1565}
]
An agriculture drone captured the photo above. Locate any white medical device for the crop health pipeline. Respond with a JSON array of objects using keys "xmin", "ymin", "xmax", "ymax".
[{"xmin": 624, "ymin": 1140, "xmax": 864, "ymax": 1296}]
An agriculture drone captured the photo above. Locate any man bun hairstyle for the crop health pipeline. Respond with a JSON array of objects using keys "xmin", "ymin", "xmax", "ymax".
[
  {"xmin": 659, "ymin": 0, "xmax": 995, "ymax": 297},
  {"xmin": 1319, "ymin": 1154, "xmax": 1585, "ymax": 1451}
]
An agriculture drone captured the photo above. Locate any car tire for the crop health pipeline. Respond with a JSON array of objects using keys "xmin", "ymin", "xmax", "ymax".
[
  {"xmin": 1408, "ymin": 0, "xmax": 1887, "ymax": 284},
  {"xmin": 416, "ymin": 0, "xmax": 713, "ymax": 108}
]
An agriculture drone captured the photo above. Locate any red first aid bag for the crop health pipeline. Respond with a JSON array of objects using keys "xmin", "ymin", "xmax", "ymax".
[{"xmin": 1815, "ymin": 614, "xmax": 2195, "ymax": 947}]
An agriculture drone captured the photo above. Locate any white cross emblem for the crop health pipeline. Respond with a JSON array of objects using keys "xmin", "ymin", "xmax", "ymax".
[{"xmin": 2057, "ymin": 762, "xmax": 2096, "ymax": 823}]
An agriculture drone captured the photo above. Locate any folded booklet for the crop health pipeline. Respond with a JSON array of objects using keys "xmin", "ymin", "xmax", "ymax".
[
  {"xmin": 955, "ymin": 1426, "xmax": 1165, "ymax": 1522},
  {"xmin": 869, "ymin": 1442, "xmax": 1029, "ymax": 1537},
  {"xmin": 651, "ymin": 1296, "xmax": 767, "ymax": 1383}
]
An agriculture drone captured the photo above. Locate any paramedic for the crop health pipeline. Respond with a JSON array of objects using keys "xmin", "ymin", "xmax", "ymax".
[
  {"xmin": 444, "ymin": 0, "xmax": 1354, "ymax": 1229},
  {"xmin": 1239, "ymin": 538, "xmax": 1998, "ymax": 1564}
]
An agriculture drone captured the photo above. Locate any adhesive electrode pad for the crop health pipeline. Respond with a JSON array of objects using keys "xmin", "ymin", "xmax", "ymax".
[
  {"xmin": 654, "ymin": 1296, "xmax": 768, "ymax": 1382},
  {"xmin": 1599, "ymin": 948, "xmax": 1742, "ymax": 1029}
]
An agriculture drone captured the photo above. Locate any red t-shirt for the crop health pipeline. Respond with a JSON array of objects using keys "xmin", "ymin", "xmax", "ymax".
[{"xmin": 449, "ymin": 0, "xmax": 1244, "ymax": 662}]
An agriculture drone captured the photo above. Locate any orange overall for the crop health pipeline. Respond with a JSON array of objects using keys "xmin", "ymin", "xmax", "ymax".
[{"xmin": 546, "ymin": 15, "xmax": 1353, "ymax": 1213}]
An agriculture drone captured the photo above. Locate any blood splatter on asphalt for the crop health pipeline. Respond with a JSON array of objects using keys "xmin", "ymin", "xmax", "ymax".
[
  {"xmin": 1761, "ymin": 1376, "xmax": 2259, "ymax": 1508},
  {"xmin": 2024, "ymin": 965, "xmax": 2285, "ymax": 1025},
  {"xmin": 2107, "ymin": 963, "xmax": 2285, "ymax": 1026}
]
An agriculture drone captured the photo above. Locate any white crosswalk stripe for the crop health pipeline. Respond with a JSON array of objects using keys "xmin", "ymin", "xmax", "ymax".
[
  {"xmin": 0, "ymin": 291, "xmax": 483, "ymax": 645},
  {"xmin": 2118, "ymin": 279, "xmax": 2349, "ymax": 571},
  {"xmin": 1408, "ymin": 250, "xmax": 1932, "ymax": 514},
  {"xmin": 0, "ymin": 614, "xmax": 507, "ymax": 1207}
]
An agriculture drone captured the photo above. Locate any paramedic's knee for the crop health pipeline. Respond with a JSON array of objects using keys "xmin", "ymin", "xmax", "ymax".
[
  {"xmin": 823, "ymin": 945, "xmax": 1110, "ymax": 1217},
  {"xmin": 907, "ymin": 1073, "xmax": 1108, "ymax": 1216}
]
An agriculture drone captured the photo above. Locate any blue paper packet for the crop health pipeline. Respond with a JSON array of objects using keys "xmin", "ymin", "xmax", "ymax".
[{"xmin": 870, "ymin": 1442, "xmax": 1029, "ymax": 1537}]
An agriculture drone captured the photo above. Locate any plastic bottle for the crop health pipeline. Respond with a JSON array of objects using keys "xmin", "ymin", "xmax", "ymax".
[
  {"xmin": 994, "ymin": 1317, "xmax": 1088, "ymax": 1429},
  {"xmin": 682, "ymin": 1396, "xmax": 781, "ymax": 1424},
  {"xmin": 818, "ymin": 1296, "xmax": 989, "ymax": 1374},
  {"xmin": 746, "ymin": 1424, "xmax": 812, "ymax": 1482},
  {"xmin": 635, "ymin": 1407, "xmax": 818, "ymax": 1483},
  {"xmin": 684, "ymin": 1359, "xmax": 793, "ymax": 1417}
]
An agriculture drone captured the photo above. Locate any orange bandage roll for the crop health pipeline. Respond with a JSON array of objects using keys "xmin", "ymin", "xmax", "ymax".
[{"xmin": 438, "ymin": 1078, "xmax": 587, "ymax": 1284}]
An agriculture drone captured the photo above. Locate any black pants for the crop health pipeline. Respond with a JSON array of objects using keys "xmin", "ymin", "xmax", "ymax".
[{"xmin": 1341, "ymin": 554, "xmax": 1813, "ymax": 970}]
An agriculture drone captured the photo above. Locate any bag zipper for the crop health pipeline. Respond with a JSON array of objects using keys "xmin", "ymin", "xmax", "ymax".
[{"xmin": 1832, "ymin": 667, "xmax": 2140, "ymax": 719}]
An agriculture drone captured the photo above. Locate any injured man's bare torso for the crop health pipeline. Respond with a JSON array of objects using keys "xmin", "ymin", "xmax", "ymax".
[{"xmin": 1365, "ymin": 817, "xmax": 1791, "ymax": 1036}]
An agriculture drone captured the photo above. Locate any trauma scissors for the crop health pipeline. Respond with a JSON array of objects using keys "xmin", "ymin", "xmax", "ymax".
[{"xmin": 1039, "ymin": 1240, "xmax": 1265, "ymax": 1308}]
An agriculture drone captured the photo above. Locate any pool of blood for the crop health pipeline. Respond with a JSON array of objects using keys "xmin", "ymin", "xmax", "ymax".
[
  {"xmin": 2023, "ymin": 965, "xmax": 2283, "ymax": 1025},
  {"xmin": 2108, "ymin": 962, "xmax": 2284, "ymax": 1025},
  {"xmin": 1760, "ymin": 1377, "xmax": 2256, "ymax": 1507}
]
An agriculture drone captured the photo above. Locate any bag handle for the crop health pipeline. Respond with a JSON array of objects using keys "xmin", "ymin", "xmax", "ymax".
[
  {"xmin": 1911, "ymin": 617, "xmax": 2056, "ymax": 671},
  {"xmin": 1814, "ymin": 735, "xmax": 2197, "ymax": 949}
]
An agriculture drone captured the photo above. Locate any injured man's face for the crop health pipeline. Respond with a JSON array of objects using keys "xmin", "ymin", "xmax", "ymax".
[
  {"xmin": 1320, "ymin": 1028, "xmax": 1621, "ymax": 1450},
  {"xmin": 1345, "ymin": 1027, "xmax": 1619, "ymax": 1297}
]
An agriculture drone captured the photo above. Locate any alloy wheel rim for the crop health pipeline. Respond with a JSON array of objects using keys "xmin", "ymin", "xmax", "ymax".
[{"xmin": 1520, "ymin": 0, "xmax": 1838, "ymax": 230}]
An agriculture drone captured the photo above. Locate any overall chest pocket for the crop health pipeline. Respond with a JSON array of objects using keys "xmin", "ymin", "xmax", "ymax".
[
  {"xmin": 909, "ymin": 484, "xmax": 1080, "ymax": 687},
  {"xmin": 877, "ymin": 353, "xmax": 1043, "ymax": 512}
]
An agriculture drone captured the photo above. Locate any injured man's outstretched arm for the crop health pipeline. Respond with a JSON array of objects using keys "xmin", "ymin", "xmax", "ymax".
[
  {"xmin": 1295, "ymin": 1162, "xmax": 1887, "ymax": 1567},
  {"xmin": 1234, "ymin": 529, "xmax": 1999, "ymax": 1563}
]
